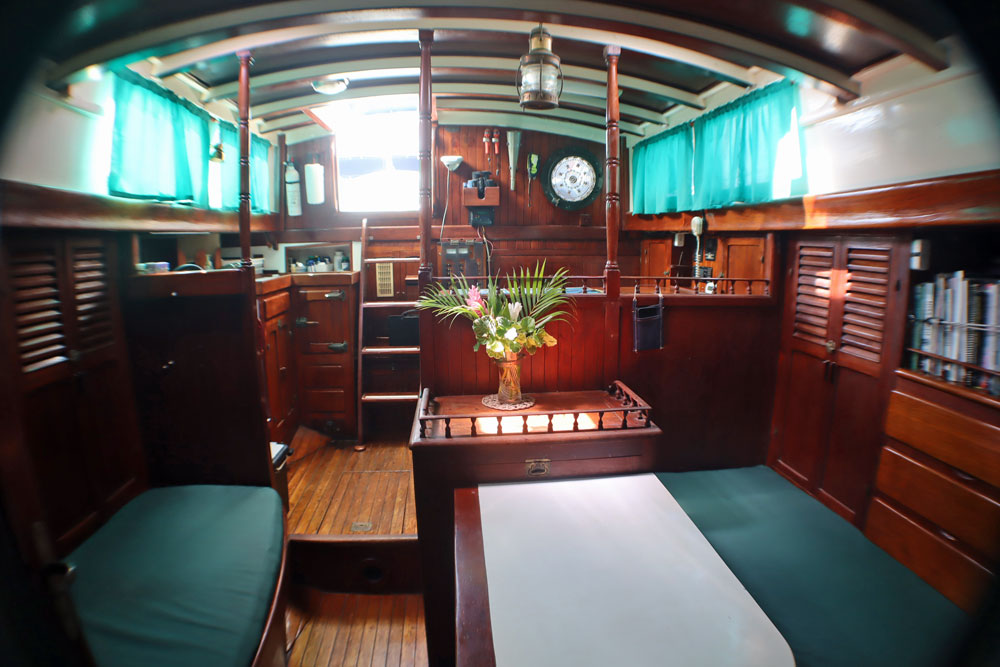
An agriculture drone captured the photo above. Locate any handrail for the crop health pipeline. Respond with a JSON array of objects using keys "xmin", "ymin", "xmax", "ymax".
[{"xmin": 622, "ymin": 275, "xmax": 771, "ymax": 296}]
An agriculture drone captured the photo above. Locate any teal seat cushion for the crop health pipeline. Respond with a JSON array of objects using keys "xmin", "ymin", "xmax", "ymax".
[
  {"xmin": 68, "ymin": 485, "xmax": 283, "ymax": 667},
  {"xmin": 657, "ymin": 466, "xmax": 969, "ymax": 667}
]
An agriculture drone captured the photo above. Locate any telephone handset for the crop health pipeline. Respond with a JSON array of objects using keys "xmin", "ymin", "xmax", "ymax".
[{"xmin": 691, "ymin": 216, "xmax": 705, "ymax": 277}]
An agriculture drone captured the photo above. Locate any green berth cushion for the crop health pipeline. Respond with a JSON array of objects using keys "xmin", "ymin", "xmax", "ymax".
[
  {"xmin": 68, "ymin": 485, "xmax": 283, "ymax": 667},
  {"xmin": 657, "ymin": 466, "xmax": 969, "ymax": 667}
]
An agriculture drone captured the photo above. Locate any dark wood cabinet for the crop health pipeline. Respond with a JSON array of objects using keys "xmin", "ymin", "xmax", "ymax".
[
  {"xmin": 865, "ymin": 370, "xmax": 999, "ymax": 612},
  {"xmin": 769, "ymin": 235, "xmax": 909, "ymax": 524},
  {"xmin": 0, "ymin": 234, "xmax": 146, "ymax": 559},
  {"xmin": 293, "ymin": 276, "xmax": 358, "ymax": 438},
  {"xmin": 261, "ymin": 294, "xmax": 296, "ymax": 445}
]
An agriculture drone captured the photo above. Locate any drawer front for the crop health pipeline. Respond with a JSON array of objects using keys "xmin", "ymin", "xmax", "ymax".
[
  {"xmin": 301, "ymin": 362, "xmax": 350, "ymax": 388},
  {"xmin": 303, "ymin": 388, "xmax": 346, "ymax": 413},
  {"xmin": 885, "ymin": 391, "xmax": 1000, "ymax": 487},
  {"xmin": 865, "ymin": 497, "xmax": 994, "ymax": 613},
  {"xmin": 261, "ymin": 291, "xmax": 290, "ymax": 319},
  {"xmin": 876, "ymin": 446, "xmax": 1000, "ymax": 561}
]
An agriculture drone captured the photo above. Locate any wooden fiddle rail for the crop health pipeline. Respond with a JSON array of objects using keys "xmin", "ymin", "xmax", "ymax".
[
  {"xmin": 905, "ymin": 348, "xmax": 1000, "ymax": 380},
  {"xmin": 416, "ymin": 381, "xmax": 653, "ymax": 439},
  {"xmin": 428, "ymin": 274, "xmax": 606, "ymax": 294},
  {"xmin": 622, "ymin": 275, "xmax": 772, "ymax": 295}
]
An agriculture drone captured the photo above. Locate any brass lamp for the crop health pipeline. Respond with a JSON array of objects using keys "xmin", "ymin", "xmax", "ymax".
[{"xmin": 516, "ymin": 25, "xmax": 563, "ymax": 109}]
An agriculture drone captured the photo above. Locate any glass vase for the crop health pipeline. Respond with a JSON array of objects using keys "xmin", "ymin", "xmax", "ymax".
[{"xmin": 496, "ymin": 353, "xmax": 523, "ymax": 404}]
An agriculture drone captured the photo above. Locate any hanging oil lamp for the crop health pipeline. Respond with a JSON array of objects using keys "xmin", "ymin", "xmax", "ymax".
[{"xmin": 516, "ymin": 25, "xmax": 563, "ymax": 110}]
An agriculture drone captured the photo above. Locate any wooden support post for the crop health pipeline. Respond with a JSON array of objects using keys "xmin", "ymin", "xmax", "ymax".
[
  {"xmin": 418, "ymin": 30, "xmax": 434, "ymax": 278},
  {"xmin": 603, "ymin": 45, "xmax": 622, "ymax": 386},
  {"xmin": 418, "ymin": 30, "xmax": 437, "ymax": 391},
  {"xmin": 237, "ymin": 51, "xmax": 253, "ymax": 269},
  {"xmin": 604, "ymin": 44, "xmax": 622, "ymax": 284},
  {"xmin": 277, "ymin": 133, "xmax": 287, "ymax": 232}
]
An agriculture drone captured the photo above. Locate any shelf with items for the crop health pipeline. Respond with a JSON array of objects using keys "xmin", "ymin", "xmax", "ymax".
[{"xmin": 904, "ymin": 227, "xmax": 1000, "ymax": 398}]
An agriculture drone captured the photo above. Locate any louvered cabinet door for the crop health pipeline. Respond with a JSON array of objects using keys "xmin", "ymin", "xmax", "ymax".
[
  {"xmin": 820, "ymin": 238, "xmax": 906, "ymax": 522},
  {"xmin": 2, "ymin": 235, "xmax": 145, "ymax": 556},
  {"xmin": 770, "ymin": 240, "xmax": 839, "ymax": 487}
]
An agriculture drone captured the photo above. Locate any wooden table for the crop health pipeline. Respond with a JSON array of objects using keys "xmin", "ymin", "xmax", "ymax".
[
  {"xmin": 409, "ymin": 382, "xmax": 663, "ymax": 665},
  {"xmin": 455, "ymin": 474, "xmax": 794, "ymax": 667}
]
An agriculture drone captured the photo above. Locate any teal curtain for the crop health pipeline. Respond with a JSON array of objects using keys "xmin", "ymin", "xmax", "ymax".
[
  {"xmin": 220, "ymin": 124, "xmax": 272, "ymax": 212},
  {"xmin": 219, "ymin": 122, "xmax": 239, "ymax": 210},
  {"xmin": 631, "ymin": 123, "xmax": 694, "ymax": 214},
  {"xmin": 692, "ymin": 79, "xmax": 806, "ymax": 209},
  {"xmin": 251, "ymin": 135, "xmax": 272, "ymax": 212},
  {"xmin": 109, "ymin": 71, "xmax": 210, "ymax": 206}
]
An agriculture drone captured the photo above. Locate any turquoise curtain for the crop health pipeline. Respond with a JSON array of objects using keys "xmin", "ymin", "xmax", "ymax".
[
  {"xmin": 631, "ymin": 123, "xmax": 693, "ymax": 214},
  {"xmin": 692, "ymin": 79, "xmax": 806, "ymax": 209},
  {"xmin": 219, "ymin": 122, "xmax": 239, "ymax": 210},
  {"xmin": 251, "ymin": 135, "xmax": 272, "ymax": 212},
  {"xmin": 109, "ymin": 71, "xmax": 210, "ymax": 206},
  {"xmin": 220, "ymin": 123, "xmax": 272, "ymax": 212}
]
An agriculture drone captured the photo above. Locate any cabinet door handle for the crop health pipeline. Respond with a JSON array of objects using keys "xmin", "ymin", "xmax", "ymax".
[
  {"xmin": 328, "ymin": 341, "xmax": 348, "ymax": 352},
  {"xmin": 279, "ymin": 366, "xmax": 288, "ymax": 376},
  {"xmin": 324, "ymin": 290, "xmax": 345, "ymax": 300},
  {"xmin": 295, "ymin": 317, "xmax": 318, "ymax": 328}
]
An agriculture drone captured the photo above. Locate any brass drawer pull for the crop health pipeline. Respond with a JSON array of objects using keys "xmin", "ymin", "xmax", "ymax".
[
  {"xmin": 328, "ymin": 341, "xmax": 348, "ymax": 352},
  {"xmin": 324, "ymin": 290, "xmax": 345, "ymax": 300},
  {"xmin": 526, "ymin": 458, "xmax": 551, "ymax": 477}
]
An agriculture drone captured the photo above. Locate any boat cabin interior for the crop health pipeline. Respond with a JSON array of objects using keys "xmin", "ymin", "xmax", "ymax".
[{"xmin": 2, "ymin": 1, "xmax": 1000, "ymax": 665}]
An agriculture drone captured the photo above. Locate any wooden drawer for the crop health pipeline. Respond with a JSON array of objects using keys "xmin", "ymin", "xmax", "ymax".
[
  {"xmin": 260, "ymin": 291, "xmax": 290, "ymax": 319},
  {"xmin": 885, "ymin": 390, "xmax": 1000, "ymax": 487},
  {"xmin": 300, "ymin": 361, "xmax": 351, "ymax": 389},
  {"xmin": 876, "ymin": 446, "xmax": 1000, "ymax": 561},
  {"xmin": 865, "ymin": 497, "xmax": 993, "ymax": 613},
  {"xmin": 303, "ymin": 388, "xmax": 347, "ymax": 413}
]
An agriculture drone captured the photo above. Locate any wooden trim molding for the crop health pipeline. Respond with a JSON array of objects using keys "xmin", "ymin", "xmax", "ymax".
[
  {"xmin": 0, "ymin": 180, "xmax": 279, "ymax": 232},
  {"xmin": 624, "ymin": 169, "xmax": 1000, "ymax": 233}
]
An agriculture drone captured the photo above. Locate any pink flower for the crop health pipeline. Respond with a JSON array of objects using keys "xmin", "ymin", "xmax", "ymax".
[{"xmin": 466, "ymin": 285, "xmax": 486, "ymax": 314}]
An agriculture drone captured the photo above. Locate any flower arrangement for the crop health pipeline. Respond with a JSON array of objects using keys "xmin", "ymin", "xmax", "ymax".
[{"xmin": 416, "ymin": 262, "xmax": 573, "ymax": 407}]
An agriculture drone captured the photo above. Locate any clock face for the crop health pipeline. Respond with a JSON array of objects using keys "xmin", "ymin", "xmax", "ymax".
[
  {"xmin": 551, "ymin": 156, "xmax": 597, "ymax": 202},
  {"xmin": 542, "ymin": 147, "xmax": 603, "ymax": 211}
]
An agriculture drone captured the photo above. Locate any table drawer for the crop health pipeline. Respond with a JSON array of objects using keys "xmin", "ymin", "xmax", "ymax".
[
  {"xmin": 865, "ymin": 497, "xmax": 993, "ymax": 613},
  {"xmin": 260, "ymin": 291, "xmax": 290, "ymax": 319},
  {"xmin": 300, "ymin": 362, "xmax": 350, "ymax": 389},
  {"xmin": 876, "ymin": 446, "xmax": 1000, "ymax": 561},
  {"xmin": 303, "ymin": 388, "xmax": 347, "ymax": 413}
]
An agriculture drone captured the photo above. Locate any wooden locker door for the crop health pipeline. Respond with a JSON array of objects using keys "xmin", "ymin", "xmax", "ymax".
[
  {"xmin": 273, "ymin": 314, "xmax": 295, "ymax": 439},
  {"xmin": 297, "ymin": 287, "xmax": 353, "ymax": 356},
  {"xmin": 263, "ymin": 316, "xmax": 283, "ymax": 438},
  {"xmin": 770, "ymin": 238, "xmax": 839, "ymax": 488},
  {"xmin": 818, "ymin": 238, "xmax": 904, "ymax": 522},
  {"xmin": 723, "ymin": 236, "xmax": 767, "ymax": 294},
  {"xmin": 640, "ymin": 239, "xmax": 671, "ymax": 291}
]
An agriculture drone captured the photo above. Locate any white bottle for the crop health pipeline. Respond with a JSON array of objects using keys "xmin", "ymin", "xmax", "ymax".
[{"xmin": 285, "ymin": 162, "xmax": 302, "ymax": 217}]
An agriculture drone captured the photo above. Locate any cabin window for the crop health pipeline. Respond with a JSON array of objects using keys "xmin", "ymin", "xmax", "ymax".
[
  {"xmin": 631, "ymin": 80, "xmax": 806, "ymax": 214},
  {"xmin": 312, "ymin": 94, "xmax": 419, "ymax": 212}
]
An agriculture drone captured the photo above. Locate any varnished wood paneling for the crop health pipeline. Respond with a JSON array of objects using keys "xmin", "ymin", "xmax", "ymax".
[
  {"xmin": 865, "ymin": 497, "xmax": 994, "ymax": 613},
  {"xmin": 885, "ymin": 391, "xmax": 1000, "ymax": 488},
  {"xmin": 0, "ymin": 179, "xmax": 277, "ymax": 232},
  {"xmin": 624, "ymin": 169, "xmax": 1000, "ymax": 233},
  {"xmin": 876, "ymin": 445, "xmax": 1000, "ymax": 562},
  {"xmin": 434, "ymin": 126, "xmax": 604, "ymax": 228}
]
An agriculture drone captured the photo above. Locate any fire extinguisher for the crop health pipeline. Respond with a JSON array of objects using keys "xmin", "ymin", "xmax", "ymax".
[{"xmin": 285, "ymin": 161, "xmax": 302, "ymax": 217}]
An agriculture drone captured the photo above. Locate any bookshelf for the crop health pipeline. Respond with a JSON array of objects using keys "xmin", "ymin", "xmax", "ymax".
[{"xmin": 904, "ymin": 228, "xmax": 1000, "ymax": 397}]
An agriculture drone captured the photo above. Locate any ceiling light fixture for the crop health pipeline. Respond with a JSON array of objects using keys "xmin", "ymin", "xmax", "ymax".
[
  {"xmin": 311, "ymin": 77, "xmax": 350, "ymax": 95},
  {"xmin": 516, "ymin": 25, "xmax": 563, "ymax": 110}
]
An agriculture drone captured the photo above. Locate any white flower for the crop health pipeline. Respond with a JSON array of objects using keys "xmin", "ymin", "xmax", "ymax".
[
  {"xmin": 504, "ymin": 327, "xmax": 517, "ymax": 340},
  {"xmin": 508, "ymin": 301, "xmax": 523, "ymax": 320}
]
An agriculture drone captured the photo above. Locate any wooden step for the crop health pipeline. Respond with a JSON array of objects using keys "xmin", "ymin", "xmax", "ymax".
[
  {"xmin": 361, "ymin": 392, "xmax": 421, "ymax": 403},
  {"xmin": 363, "ymin": 257, "xmax": 420, "ymax": 264},
  {"xmin": 363, "ymin": 300, "xmax": 418, "ymax": 309},
  {"xmin": 362, "ymin": 346, "xmax": 421, "ymax": 356}
]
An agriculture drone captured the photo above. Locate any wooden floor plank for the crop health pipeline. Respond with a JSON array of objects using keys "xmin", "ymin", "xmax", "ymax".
[
  {"xmin": 389, "ymin": 474, "xmax": 410, "ymax": 535},
  {"xmin": 403, "ymin": 477, "xmax": 418, "ymax": 535},
  {"xmin": 370, "ymin": 595, "xmax": 395, "ymax": 667},
  {"xmin": 384, "ymin": 594, "xmax": 406, "ymax": 667},
  {"xmin": 399, "ymin": 595, "xmax": 419, "ymax": 667},
  {"xmin": 356, "ymin": 594, "xmax": 383, "ymax": 666},
  {"xmin": 325, "ymin": 594, "xmax": 358, "ymax": 667}
]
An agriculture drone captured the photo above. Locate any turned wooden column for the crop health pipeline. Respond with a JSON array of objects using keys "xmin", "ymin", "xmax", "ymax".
[
  {"xmin": 604, "ymin": 44, "xmax": 621, "ymax": 285},
  {"xmin": 418, "ymin": 30, "xmax": 434, "ymax": 279},
  {"xmin": 603, "ymin": 45, "xmax": 622, "ymax": 386},
  {"xmin": 237, "ymin": 50, "xmax": 253, "ymax": 269}
]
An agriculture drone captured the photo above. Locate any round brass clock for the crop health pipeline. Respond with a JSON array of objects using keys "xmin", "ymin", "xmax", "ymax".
[{"xmin": 541, "ymin": 147, "xmax": 603, "ymax": 211}]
